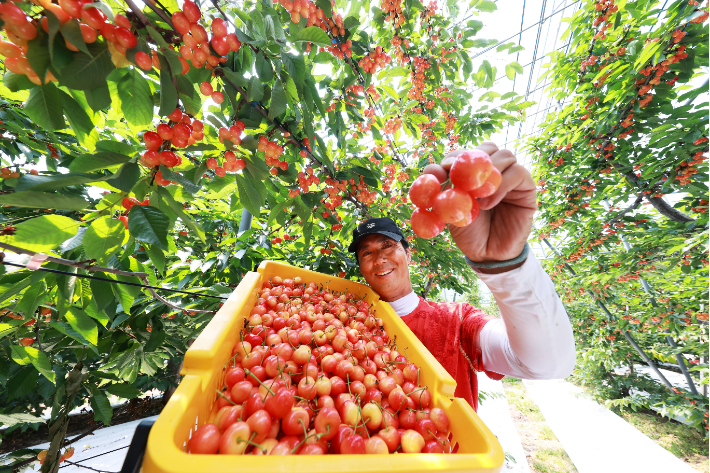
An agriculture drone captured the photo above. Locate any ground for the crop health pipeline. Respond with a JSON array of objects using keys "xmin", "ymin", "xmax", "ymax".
[
  {"xmin": 501, "ymin": 377, "xmax": 578, "ymax": 473},
  {"xmin": 502, "ymin": 376, "xmax": 709, "ymax": 473},
  {"xmin": 612, "ymin": 407, "xmax": 709, "ymax": 473}
]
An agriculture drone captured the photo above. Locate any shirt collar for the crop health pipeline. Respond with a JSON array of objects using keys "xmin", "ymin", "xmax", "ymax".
[{"xmin": 387, "ymin": 290, "xmax": 420, "ymax": 317}]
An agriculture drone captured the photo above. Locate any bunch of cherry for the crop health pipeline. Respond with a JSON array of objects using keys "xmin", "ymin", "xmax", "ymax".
[
  {"xmin": 409, "ymin": 150, "xmax": 502, "ymax": 239},
  {"xmin": 358, "ymin": 46, "xmax": 392, "ymax": 74},
  {"xmin": 187, "ymin": 276, "xmax": 453, "ymax": 455}
]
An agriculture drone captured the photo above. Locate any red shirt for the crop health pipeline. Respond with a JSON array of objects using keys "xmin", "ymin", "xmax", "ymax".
[{"xmin": 400, "ymin": 297, "xmax": 504, "ymax": 411}]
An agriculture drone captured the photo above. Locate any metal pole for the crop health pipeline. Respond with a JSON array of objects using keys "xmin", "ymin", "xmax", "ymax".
[
  {"xmin": 238, "ymin": 209, "xmax": 252, "ymax": 235},
  {"xmin": 542, "ymin": 238, "xmax": 676, "ymax": 390},
  {"xmin": 609, "ymin": 203, "xmax": 700, "ymax": 396}
]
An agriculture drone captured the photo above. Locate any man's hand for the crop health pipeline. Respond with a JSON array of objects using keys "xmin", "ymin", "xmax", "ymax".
[{"xmin": 441, "ymin": 142, "xmax": 537, "ymax": 271}]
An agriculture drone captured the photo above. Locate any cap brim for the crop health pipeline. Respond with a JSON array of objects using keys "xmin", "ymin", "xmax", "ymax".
[{"xmin": 348, "ymin": 231, "xmax": 403, "ymax": 253}]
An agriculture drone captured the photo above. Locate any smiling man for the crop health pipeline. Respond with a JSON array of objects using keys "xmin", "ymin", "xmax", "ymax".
[{"xmin": 348, "ymin": 142, "xmax": 576, "ymax": 411}]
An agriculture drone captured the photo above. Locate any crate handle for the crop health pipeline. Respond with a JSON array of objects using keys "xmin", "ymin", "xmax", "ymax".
[{"xmin": 119, "ymin": 419, "xmax": 155, "ymax": 473}]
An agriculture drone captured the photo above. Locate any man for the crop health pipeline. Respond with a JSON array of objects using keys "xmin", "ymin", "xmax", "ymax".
[{"xmin": 348, "ymin": 142, "xmax": 576, "ymax": 411}]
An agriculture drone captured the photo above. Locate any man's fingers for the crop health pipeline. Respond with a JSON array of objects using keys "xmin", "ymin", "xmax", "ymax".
[
  {"xmin": 443, "ymin": 142, "xmax": 509, "ymax": 171},
  {"xmin": 489, "ymin": 148, "xmax": 517, "ymax": 174},
  {"xmin": 478, "ymin": 164, "xmax": 537, "ymax": 211},
  {"xmin": 475, "ymin": 141, "xmax": 500, "ymax": 157}
]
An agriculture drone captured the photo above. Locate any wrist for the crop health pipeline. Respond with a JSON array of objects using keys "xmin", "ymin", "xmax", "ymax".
[
  {"xmin": 475, "ymin": 260, "xmax": 526, "ymax": 274},
  {"xmin": 464, "ymin": 243, "xmax": 530, "ymax": 273}
]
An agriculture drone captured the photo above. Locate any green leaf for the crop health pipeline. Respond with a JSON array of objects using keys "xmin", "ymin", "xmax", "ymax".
[
  {"xmin": 0, "ymin": 190, "xmax": 86, "ymax": 212},
  {"xmin": 236, "ymin": 174, "xmax": 263, "ymax": 216},
  {"xmin": 85, "ymin": 83, "xmax": 112, "ymax": 111},
  {"xmin": 60, "ymin": 18, "xmax": 91, "ymax": 56},
  {"xmin": 90, "ymin": 393, "xmax": 113, "ymax": 425},
  {"xmin": 96, "ymin": 140, "xmax": 136, "ymax": 156},
  {"xmin": 128, "ymin": 205, "xmax": 170, "ymax": 250},
  {"xmin": 268, "ymin": 79, "xmax": 287, "ymax": 120},
  {"xmin": 247, "ymin": 76, "xmax": 264, "ymax": 102},
  {"xmin": 4, "ymin": 71, "xmax": 35, "ymax": 92},
  {"xmin": 117, "ymin": 69, "xmax": 153, "ymax": 128},
  {"xmin": 24, "ymin": 82, "xmax": 65, "ymax": 131},
  {"xmin": 56, "ymin": 40, "xmax": 115, "ymax": 90},
  {"xmin": 476, "ymin": 0, "xmax": 497, "ymax": 12},
  {"xmin": 505, "ymin": 61, "xmax": 523, "ymax": 80},
  {"xmin": 59, "ymin": 90, "xmax": 99, "ymax": 150},
  {"xmin": 84, "ymin": 216, "xmax": 127, "ymax": 265},
  {"xmin": 104, "ymin": 383, "xmax": 141, "ymax": 399},
  {"xmin": 69, "ymin": 151, "xmax": 131, "ymax": 172},
  {"xmin": 10, "ymin": 346, "xmax": 56, "ymax": 384},
  {"xmin": 26, "ymin": 30, "xmax": 50, "ymax": 82},
  {"xmin": 16, "ymin": 281, "xmax": 47, "ymax": 318},
  {"xmin": 158, "ymin": 165, "xmax": 201, "ymax": 194},
  {"xmin": 145, "ymin": 245, "xmax": 165, "ymax": 274},
  {"xmin": 0, "ymin": 412, "xmax": 45, "ymax": 427},
  {"xmin": 292, "ymin": 26, "xmax": 332, "ymax": 47},
  {"xmin": 156, "ymin": 188, "xmax": 206, "ymax": 244},
  {"xmin": 15, "ymin": 173, "xmax": 106, "ymax": 191},
  {"xmin": 65, "ymin": 306, "xmax": 98, "ymax": 346},
  {"xmin": 105, "ymin": 162, "xmax": 140, "ymax": 192},
  {"xmin": 158, "ymin": 54, "xmax": 178, "ymax": 116},
  {"xmin": 4, "ymin": 215, "xmax": 79, "ymax": 253}
]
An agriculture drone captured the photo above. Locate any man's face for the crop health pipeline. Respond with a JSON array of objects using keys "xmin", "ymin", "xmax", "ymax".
[{"xmin": 357, "ymin": 234, "xmax": 412, "ymax": 302}]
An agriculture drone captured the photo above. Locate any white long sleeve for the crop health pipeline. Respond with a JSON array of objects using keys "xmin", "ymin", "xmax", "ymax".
[{"xmin": 473, "ymin": 252, "xmax": 576, "ymax": 379}]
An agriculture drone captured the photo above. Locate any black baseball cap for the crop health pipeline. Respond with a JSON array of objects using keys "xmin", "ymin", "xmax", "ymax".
[{"xmin": 348, "ymin": 217, "xmax": 409, "ymax": 253}]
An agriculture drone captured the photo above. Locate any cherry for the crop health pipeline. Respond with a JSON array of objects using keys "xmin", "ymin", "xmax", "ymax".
[
  {"xmin": 156, "ymin": 124, "xmax": 173, "ymax": 140},
  {"xmin": 182, "ymin": 0, "xmax": 202, "ymax": 22},
  {"xmin": 167, "ymin": 108, "xmax": 183, "ymax": 122},
  {"xmin": 411, "ymin": 208, "xmax": 445, "ymax": 239},
  {"xmin": 401, "ymin": 429, "xmax": 425, "ymax": 453},
  {"xmin": 135, "ymin": 51, "xmax": 152, "ymax": 70},
  {"xmin": 409, "ymin": 174, "xmax": 441, "ymax": 209},
  {"xmin": 199, "ymin": 81, "xmax": 213, "ymax": 96},
  {"xmin": 211, "ymin": 36, "xmax": 230, "ymax": 56},
  {"xmin": 115, "ymin": 27, "xmax": 137, "ymax": 49},
  {"xmin": 449, "ymin": 150, "xmax": 493, "ymax": 191},
  {"xmin": 211, "ymin": 18, "xmax": 228, "ymax": 37},
  {"xmin": 451, "ymin": 199, "xmax": 480, "ymax": 227},
  {"xmin": 159, "ymin": 151, "xmax": 179, "ymax": 168},
  {"xmin": 172, "ymin": 11, "xmax": 191, "ymax": 35},
  {"xmin": 187, "ymin": 424, "xmax": 220, "ymax": 454},
  {"xmin": 212, "ymin": 91, "xmax": 225, "ymax": 104},
  {"xmin": 246, "ymin": 409, "xmax": 272, "ymax": 443},
  {"xmin": 143, "ymin": 131, "xmax": 162, "ymax": 150},
  {"xmin": 469, "ymin": 166, "xmax": 502, "ymax": 198},
  {"xmin": 59, "ymin": 0, "xmax": 83, "ymax": 19},
  {"xmin": 432, "ymin": 188, "xmax": 472, "ymax": 223}
]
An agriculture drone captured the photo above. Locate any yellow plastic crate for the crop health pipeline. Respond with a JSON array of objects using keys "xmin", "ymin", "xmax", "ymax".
[{"xmin": 143, "ymin": 261, "xmax": 504, "ymax": 473}]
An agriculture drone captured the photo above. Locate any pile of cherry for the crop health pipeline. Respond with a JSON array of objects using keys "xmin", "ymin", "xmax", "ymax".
[
  {"xmin": 188, "ymin": 276, "xmax": 454, "ymax": 455},
  {"xmin": 409, "ymin": 150, "xmax": 502, "ymax": 239}
]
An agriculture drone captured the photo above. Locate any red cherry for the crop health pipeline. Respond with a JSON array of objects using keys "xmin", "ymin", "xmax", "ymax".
[
  {"xmin": 432, "ymin": 188, "xmax": 472, "ymax": 223},
  {"xmin": 156, "ymin": 124, "xmax": 173, "ymax": 140},
  {"xmin": 172, "ymin": 11, "xmax": 191, "ymax": 35},
  {"xmin": 199, "ymin": 81, "xmax": 213, "ymax": 96},
  {"xmin": 211, "ymin": 18, "xmax": 228, "ymax": 37},
  {"xmin": 409, "ymin": 174, "xmax": 441, "ymax": 209},
  {"xmin": 159, "ymin": 151, "xmax": 179, "ymax": 168},
  {"xmin": 451, "ymin": 198, "xmax": 481, "ymax": 227},
  {"xmin": 80, "ymin": 7, "xmax": 106, "ymax": 30},
  {"xmin": 211, "ymin": 35, "xmax": 230, "ymax": 56},
  {"xmin": 135, "ymin": 51, "xmax": 152, "ymax": 70},
  {"xmin": 115, "ymin": 27, "xmax": 137, "ymax": 49},
  {"xmin": 449, "ymin": 150, "xmax": 493, "ymax": 191},
  {"xmin": 215, "ymin": 166, "xmax": 226, "ymax": 177},
  {"xmin": 411, "ymin": 208, "xmax": 445, "ymax": 239},
  {"xmin": 167, "ymin": 108, "xmax": 183, "ymax": 122},
  {"xmin": 182, "ymin": 1, "xmax": 202, "ymax": 22},
  {"xmin": 187, "ymin": 424, "xmax": 220, "ymax": 454},
  {"xmin": 469, "ymin": 166, "xmax": 502, "ymax": 198},
  {"xmin": 206, "ymin": 158, "xmax": 218, "ymax": 169},
  {"xmin": 143, "ymin": 131, "xmax": 162, "ymax": 150},
  {"xmin": 212, "ymin": 91, "xmax": 225, "ymax": 104}
]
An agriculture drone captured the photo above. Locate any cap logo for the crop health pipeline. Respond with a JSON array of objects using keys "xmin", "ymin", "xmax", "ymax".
[{"xmin": 367, "ymin": 223, "xmax": 376, "ymax": 228}]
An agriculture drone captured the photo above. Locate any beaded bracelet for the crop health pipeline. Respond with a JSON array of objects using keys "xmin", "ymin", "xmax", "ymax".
[{"xmin": 465, "ymin": 242, "xmax": 530, "ymax": 269}]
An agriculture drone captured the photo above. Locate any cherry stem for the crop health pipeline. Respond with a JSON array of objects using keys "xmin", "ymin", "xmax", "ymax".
[
  {"xmin": 245, "ymin": 369, "xmax": 275, "ymax": 396},
  {"xmin": 215, "ymin": 389, "xmax": 238, "ymax": 407},
  {"xmin": 238, "ymin": 431, "xmax": 258, "ymax": 455}
]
